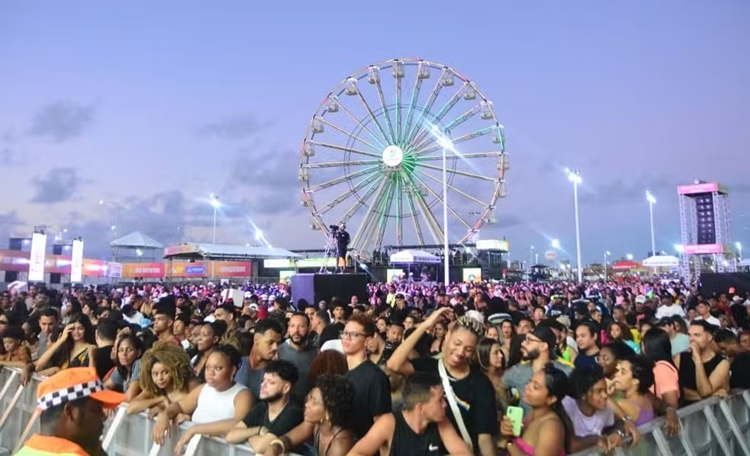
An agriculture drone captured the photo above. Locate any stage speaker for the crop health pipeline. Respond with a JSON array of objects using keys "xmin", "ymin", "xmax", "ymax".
[
  {"xmin": 49, "ymin": 273, "xmax": 62, "ymax": 284},
  {"xmin": 291, "ymin": 273, "xmax": 368, "ymax": 308},
  {"xmin": 8, "ymin": 238, "xmax": 26, "ymax": 251},
  {"xmin": 5, "ymin": 271, "xmax": 18, "ymax": 283},
  {"xmin": 695, "ymin": 193, "xmax": 716, "ymax": 245}
]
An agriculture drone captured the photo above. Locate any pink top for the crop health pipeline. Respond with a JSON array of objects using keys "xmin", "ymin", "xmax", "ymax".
[
  {"xmin": 650, "ymin": 361, "xmax": 680, "ymax": 399},
  {"xmin": 513, "ymin": 437, "xmax": 566, "ymax": 456}
]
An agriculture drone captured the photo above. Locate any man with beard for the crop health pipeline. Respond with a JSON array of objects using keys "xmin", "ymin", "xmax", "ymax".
[
  {"xmin": 500, "ymin": 325, "xmax": 572, "ymax": 413},
  {"xmin": 235, "ymin": 319, "xmax": 283, "ymax": 402},
  {"xmin": 226, "ymin": 360, "xmax": 304, "ymax": 453},
  {"xmin": 278, "ymin": 312, "xmax": 318, "ymax": 401}
]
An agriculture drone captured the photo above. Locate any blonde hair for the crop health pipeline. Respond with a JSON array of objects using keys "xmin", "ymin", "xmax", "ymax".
[{"xmin": 139, "ymin": 342, "xmax": 192, "ymax": 396}]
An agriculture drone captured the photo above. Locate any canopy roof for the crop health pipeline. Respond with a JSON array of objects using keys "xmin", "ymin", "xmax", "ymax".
[
  {"xmin": 642, "ymin": 255, "xmax": 680, "ymax": 267},
  {"xmin": 389, "ymin": 249, "xmax": 441, "ymax": 264},
  {"xmin": 164, "ymin": 243, "xmax": 301, "ymax": 260},
  {"xmin": 110, "ymin": 231, "xmax": 163, "ymax": 249},
  {"xmin": 612, "ymin": 260, "xmax": 641, "ymax": 270}
]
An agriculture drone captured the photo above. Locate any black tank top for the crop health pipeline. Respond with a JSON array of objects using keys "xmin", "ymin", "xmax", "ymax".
[
  {"xmin": 678, "ymin": 351, "xmax": 725, "ymax": 403},
  {"xmin": 390, "ymin": 411, "xmax": 443, "ymax": 456}
]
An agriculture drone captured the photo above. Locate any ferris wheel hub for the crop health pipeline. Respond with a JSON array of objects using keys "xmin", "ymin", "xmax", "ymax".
[{"xmin": 381, "ymin": 145, "xmax": 404, "ymax": 167}]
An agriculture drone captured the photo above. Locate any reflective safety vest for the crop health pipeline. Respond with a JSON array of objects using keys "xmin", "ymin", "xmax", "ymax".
[{"xmin": 15, "ymin": 434, "xmax": 91, "ymax": 456}]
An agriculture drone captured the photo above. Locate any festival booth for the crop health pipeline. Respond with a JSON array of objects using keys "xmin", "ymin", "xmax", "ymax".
[
  {"xmin": 611, "ymin": 260, "xmax": 642, "ymax": 271},
  {"xmin": 389, "ymin": 249, "xmax": 441, "ymax": 264},
  {"xmin": 110, "ymin": 231, "xmax": 163, "ymax": 262},
  {"xmin": 642, "ymin": 255, "xmax": 680, "ymax": 268},
  {"xmin": 162, "ymin": 243, "xmax": 300, "ymax": 280}
]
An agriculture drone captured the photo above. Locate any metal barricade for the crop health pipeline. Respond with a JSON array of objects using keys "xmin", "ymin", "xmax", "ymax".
[{"xmin": 570, "ymin": 390, "xmax": 750, "ymax": 456}]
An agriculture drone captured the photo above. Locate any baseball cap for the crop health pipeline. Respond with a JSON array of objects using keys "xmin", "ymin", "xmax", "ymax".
[
  {"xmin": 635, "ymin": 295, "xmax": 647, "ymax": 304},
  {"xmin": 530, "ymin": 326, "xmax": 558, "ymax": 358},
  {"xmin": 36, "ymin": 368, "xmax": 125, "ymax": 412}
]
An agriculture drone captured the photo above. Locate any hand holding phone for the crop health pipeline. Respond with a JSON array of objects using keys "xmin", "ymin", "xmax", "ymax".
[{"xmin": 506, "ymin": 405, "xmax": 524, "ymax": 437}]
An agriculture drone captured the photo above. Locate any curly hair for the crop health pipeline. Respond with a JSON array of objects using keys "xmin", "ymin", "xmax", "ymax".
[
  {"xmin": 308, "ymin": 351, "xmax": 348, "ymax": 384},
  {"xmin": 315, "ymin": 375, "xmax": 355, "ymax": 428},
  {"xmin": 139, "ymin": 342, "xmax": 192, "ymax": 396}
]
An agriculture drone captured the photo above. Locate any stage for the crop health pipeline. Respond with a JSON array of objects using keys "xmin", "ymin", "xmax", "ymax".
[{"xmin": 290, "ymin": 273, "xmax": 368, "ymax": 306}]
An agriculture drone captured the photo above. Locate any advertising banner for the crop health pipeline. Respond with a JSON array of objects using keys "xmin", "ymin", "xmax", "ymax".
[
  {"xmin": 28, "ymin": 233, "xmax": 47, "ymax": 282},
  {"xmin": 107, "ymin": 262, "xmax": 122, "ymax": 278},
  {"xmin": 70, "ymin": 239, "xmax": 84, "ymax": 283},
  {"xmin": 82, "ymin": 259, "xmax": 107, "ymax": 277},
  {"xmin": 169, "ymin": 262, "xmax": 206, "ymax": 278},
  {"xmin": 387, "ymin": 269, "xmax": 404, "ymax": 282},
  {"xmin": 210, "ymin": 261, "xmax": 251, "ymax": 278},
  {"xmin": 462, "ymin": 267, "xmax": 482, "ymax": 282},
  {"xmin": 121, "ymin": 262, "xmax": 166, "ymax": 279}
]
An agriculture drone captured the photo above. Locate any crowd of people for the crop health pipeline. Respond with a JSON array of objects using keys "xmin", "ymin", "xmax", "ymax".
[{"xmin": 2, "ymin": 278, "xmax": 750, "ymax": 455}]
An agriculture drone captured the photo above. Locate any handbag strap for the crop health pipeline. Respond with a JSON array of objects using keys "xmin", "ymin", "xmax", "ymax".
[{"xmin": 437, "ymin": 359, "xmax": 473, "ymax": 449}]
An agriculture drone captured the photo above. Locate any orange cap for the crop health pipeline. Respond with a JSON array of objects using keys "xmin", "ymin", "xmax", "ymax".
[{"xmin": 36, "ymin": 367, "xmax": 126, "ymax": 412}]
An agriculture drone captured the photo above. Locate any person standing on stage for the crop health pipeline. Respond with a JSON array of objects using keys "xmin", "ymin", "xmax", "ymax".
[{"xmin": 334, "ymin": 223, "xmax": 350, "ymax": 273}]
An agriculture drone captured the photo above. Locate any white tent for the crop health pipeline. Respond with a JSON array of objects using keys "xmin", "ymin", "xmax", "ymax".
[
  {"xmin": 642, "ymin": 255, "xmax": 680, "ymax": 267},
  {"xmin": 389, "ymin": 249, "xmax": 441, "ymax": 264}
]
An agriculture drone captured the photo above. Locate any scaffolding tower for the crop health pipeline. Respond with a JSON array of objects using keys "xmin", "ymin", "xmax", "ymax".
[{"xmin": 678, "ymin": 181, "xmax": 735, "ymax": 283}]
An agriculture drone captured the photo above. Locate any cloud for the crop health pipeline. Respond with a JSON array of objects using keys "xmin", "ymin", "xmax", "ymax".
[
  {"xmin": 29, "ymin": 100, "xmax": 95, "ymax": 142},
  {"xmin": 198, "ymin": 115, "xmax": 266, "ymax": 139},
  {"xmin": 579, "ymin": 176, "xmax": 675, "ymax": 206},
  {"xmin": 228, "ymin": 146, "xmax": 300, "ymax": 215},
  {"xmin": 0, "ymin": 146, "xmax": 18, "ymax": 166},
  {"xmin": 30, "ymin": 167, "xmax": 81, "ymax": 203}
]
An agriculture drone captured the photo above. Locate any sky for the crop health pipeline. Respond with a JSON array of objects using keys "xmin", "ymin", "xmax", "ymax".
[{"xmin": 0, "ymin": 0, "xmax": 748, "ymax": 264}]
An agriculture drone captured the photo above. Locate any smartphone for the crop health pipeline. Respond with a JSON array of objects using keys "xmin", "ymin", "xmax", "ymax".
[{"xmin": 506, "ymin": 406, "xmax": 524, "ymax": 437}]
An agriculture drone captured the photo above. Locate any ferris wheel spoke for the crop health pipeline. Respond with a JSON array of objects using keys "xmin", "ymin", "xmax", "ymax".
[
  {"xmin": 402, "ymin": 71, "xmax": 425, "ymax": 147},
  {"xmin": 308, "ymin": 141, "xmax": 381, "ymax": 159},
  {"xmin": 395, "ymin": 71, "xmax": 403, "ymax": 141},
  {"xmin": 413, "ymin": 126, "xmax": 494, "ymax": 157},
  {"xmin": 404, "ymin": 175, "xmax": 443, "ymax": 244},
  {"xmin": 418, "ymin": 163, "xmax": 498, "ymax": 182},
  {"xmin": 352, "ymin": 82, "xmax": 391, "ymax": 146},
  {"xmin": 372, "ymin": 180, "xmax": 397, "ymax": 253},
  {"xmin": 350, "ymin": 177, "xmax": 391, "ymax": 253},
  {"xmin": 410, "ymin": 105, "xmax": 479, "ymax": 152},
  {"xmin": 336, "ymin": 98, "xmax": 389, "ymax": 149},
  {"xmin": 395, "ymin": 174, "xmax": 404, "ymax": 246},
  {"xmin": 403, "ymin": 183, "xmax": 426, "ymax": 246},
  {"xmin": 403, "ymin": 68, "xmax": 447, "ymax": 142},
  {"xmin": 315, "ymin": 172, "xmax": 381, "ymax": 216},
  {"xmin": 416, "ymin": 170, "xmax": 489, "ymax": 207},
  {"xmin": 306, "ymin": 159, "xmax": 381, "ymax": 169},
  {"xmin": 337, "ymin": 174, "xmax": 385, "ymax": 225},
  {"xmin": 415, "ymin": 151, "xmax": 503, "ymax": 162},
  {"xmin": 407, "ymin": 81, "xmax": 468, "ymax": 149},
  {"xmin": 317, "ymin": 117, "xmax": 381, "ymax": 150},
  {"xmin": 371, "ymin": 69, "xmax": 397, "ymax": 144},
  {"xmin": 410, "ymin": 174, "xmax": 474, "ymax": 231},
  {"xmin": 307, "ymin": 166, "xmax": 380, "ymax": 192}
]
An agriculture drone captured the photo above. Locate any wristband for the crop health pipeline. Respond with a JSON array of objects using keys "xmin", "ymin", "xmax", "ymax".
[{"xmin": 269, "ymin": 439, "xmax": 286, "ymax": 452}]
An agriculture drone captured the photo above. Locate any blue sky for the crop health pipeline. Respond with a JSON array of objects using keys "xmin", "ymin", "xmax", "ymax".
[{"xmin": 0, "ymin": 0, "xmax": 748, "ymax": 263}]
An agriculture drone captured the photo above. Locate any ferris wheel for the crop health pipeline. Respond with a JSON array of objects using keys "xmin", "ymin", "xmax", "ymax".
[{"xmin": 299, "ymin": 58, "xmax": 509, "ymax": 258}]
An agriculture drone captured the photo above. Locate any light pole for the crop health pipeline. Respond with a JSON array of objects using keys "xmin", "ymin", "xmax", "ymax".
[
  {"xmin": 529, "ymin": 245, "xmax": 535, "ymax": 270},
  {"xmin": 646, "ymin": 191, "xmax": 657, "ymax": 259},
  {"xmin": 99, "ymin": 200, "xmax": 123, "ymax": 260},
  {"xmin": 565, "ymin": 169, "xmax": 583, "ymax": 282},
  {"xmin": 604, "ymin": 250, "xmax": 610, "ymax": 278},
  {"xmin": 431, "ymin": 129, "xmax": 453, "ymax": 285},
  {"xmin": 209, "ymin": 194, "xmax": 221, "ymax": 244}
]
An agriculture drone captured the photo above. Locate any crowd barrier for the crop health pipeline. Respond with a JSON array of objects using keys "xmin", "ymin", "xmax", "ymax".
[
  {"xmin": 1, "ymin": 366, "xmax": 748, "ymax": 455},
  {"xmin": 0, "ymin": 367, "xmax": 259, "ymax": 455}
]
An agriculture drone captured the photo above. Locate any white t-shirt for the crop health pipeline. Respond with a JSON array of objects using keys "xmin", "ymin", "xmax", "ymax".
[
  {"xmin": 655, "ymin": 305, "xmax": 686, "ymax": 320},
  {"xmin": 694, "ymin": 315, "xmax": 721, "ymax": 327},
  {"xmin": 562, "ymin": 396, "xmax": 615, "ymax": 437}
]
